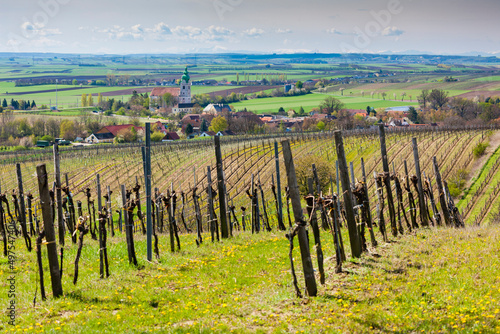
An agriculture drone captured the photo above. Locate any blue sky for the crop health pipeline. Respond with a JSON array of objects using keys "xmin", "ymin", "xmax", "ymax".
[{"xmin": 1, "ymin": 0, "xmax": 499, "ymax": 55}]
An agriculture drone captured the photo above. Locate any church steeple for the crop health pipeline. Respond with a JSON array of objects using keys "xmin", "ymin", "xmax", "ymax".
[
  {"xmin": 181, "ymin": 66, "xmax": 190, "ymax": 84},
  {"xmin": 179, "ymin": 66, "xmax": 191, "ymax": 104}
]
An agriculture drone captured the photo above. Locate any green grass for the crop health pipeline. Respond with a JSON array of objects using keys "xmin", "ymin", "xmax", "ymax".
[
  {"xmin": 230, "ymin": 93, "xmax": 418, "ymax": 113},
  {"xmin": 1, "ymin": 223, "xmax": 499, "ymax": 333}
]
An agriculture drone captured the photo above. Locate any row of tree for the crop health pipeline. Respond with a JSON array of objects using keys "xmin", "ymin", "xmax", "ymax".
[{"xmin": 2, "ymin": 98, "xmax": 37, "ymax": 110}]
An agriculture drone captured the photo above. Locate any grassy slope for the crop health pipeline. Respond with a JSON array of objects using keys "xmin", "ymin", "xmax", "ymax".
[{"xmin": 0, "ymin": 224, "xmax": 499, "ymax": 333}]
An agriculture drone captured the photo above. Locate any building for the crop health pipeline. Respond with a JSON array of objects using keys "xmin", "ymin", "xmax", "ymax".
[
  {"xmin": 203, "ymin": 103, "xmax": 232, "ymax": 115},
  {"xmin": 162, "ymin": 132, "xmax": 181, "ymax": 141},
  {"xmin": 150, "ymin": 67, "xmax": 194, "ymax": 114},
  {"xmin": 85, "ymin": 124, "xmax": 144, "ymax": 144}
]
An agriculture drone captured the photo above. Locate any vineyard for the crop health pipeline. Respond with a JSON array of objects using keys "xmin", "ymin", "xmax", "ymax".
[{"xmin": 1, "ymin": 126, "xmax": 500, "ymax": 333}]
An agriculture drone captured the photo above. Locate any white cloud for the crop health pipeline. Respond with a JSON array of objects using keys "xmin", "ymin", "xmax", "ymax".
[
  {"xmin": 243, "ymin": 28, "xmax": 265, "ymax": 37},
  {"xmin": 131, "ymin": 24, "xmax": 144, "ymax": 33},
  {"xmin": 276, "ymin": 28, "xmax": 292, "ymax": 34},
  {"xmin": 326, "ymin": 28, "xmax": 349, "ymax": 35},
  {"xmin": 20, "ymin": 21, "xmax": 62, "ymax": 37},
  {"xmin": 151, "ymin": 22, "xmax": 171, "ymax": 35},
  {"xmin": 87, "ymin": 23, "xmax": 234, "ymax": 43},
  {"xmin": 172, "ymin": 26, "xmax": 202, "ymax": 37},
  {"xmin": 382, "ymin": 26, "xmax": 404, "ymax": 36}
]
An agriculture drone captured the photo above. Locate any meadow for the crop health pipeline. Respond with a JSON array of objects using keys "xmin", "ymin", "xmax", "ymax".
[{"xmin": 1, "ymin": 218, "xmax": 499, "ymax": 333}]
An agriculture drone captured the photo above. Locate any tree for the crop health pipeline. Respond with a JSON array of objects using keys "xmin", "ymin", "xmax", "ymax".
[
  {"xmin": 450, "ymin": 97, "xmax": 476, "ymax": 120},
  {"xmin": 381, "ymin": 92, "xmax": 387, "ymax": 100},
  {"xmin": 60, "ymin": 120, "xmax": 77, "ymax": 140},
  {"xmin": 97, "ymin": 93, "xmax": 103, "ymax": 105},
  {"xmin": 162, "ymin": 93, "xmax": 175, "ymax": 108},
  {"xmin": 151, "ymin": 131, "xmax": 165, "ymax": 142},
  {"xmin": 31, "ymin": 100, "xmax": 36, "ymax": 109},
  {"xmin": 17, "ymin": 118, "xmax": 32, "ymax": 137},
  {"xmin": 209, "ymin": 115, "xmax": 228, "ymax": 133},
  {"xmin": 335, "ymin": 109, "xmax": 354, "ymax": 130},
  {"xmin": 429, "ymin": 89, "xmax": 449, "ymax": 109},
  {"xmin": 87, "ymin": 94, "xmax": 94, "ymax": 107},
  {"xmin": 319, "ymin": 96, "xmax": 345, "ymax": 115},
  {"xmin": 296, "ymin": 81, "xmax": 303, "ymax": 89},
  {"xmin": 200, "ymin": 118, "xmax": 209, "ymax": 132},
  {"xmin": 185, "ymin": 123, "xmax": 194, "ymax": 135},
  {"xmin": 408, "ymin": 106, "xmax": 423, "ymax": 124},
  {"xmin": 417, "ymin": 89, "xmax": 430, "ymax": 108},
  {"xmin": 294, "ymin": 154, "xmax": 334, "ymax": 196},
  {"xmin": 316, "ymin": 120, "xmax": 326, "ymax": 131},
  {"xmin": 401, "ymin": 92, "xmax": 406, "ymax": 101},
  {"xmin": 11, "ymin": 99, "xmax": 19, "ymax": 109},
  {"xmin": 2, "ymin": 99, "xmax": 7, "ymax": 108},
  {"xmin": 298, "ymin": 106, "xmax": 305, "ymax": 116},
  {"xmin": 81, "ymin": 94, "xmax": 87, "ymax": 107},
  {"xmin": 116, "ymin": 127, "xmax": 137, "ymax": 143},
  {"xmin": 72, "ymin": 79, "xmax": 78, "ymax": 85}
]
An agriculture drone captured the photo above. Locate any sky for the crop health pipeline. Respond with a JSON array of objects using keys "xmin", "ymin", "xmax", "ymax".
[{"xmin": 1, "ymin": 0, "xmax": 499, "ymax": 55}]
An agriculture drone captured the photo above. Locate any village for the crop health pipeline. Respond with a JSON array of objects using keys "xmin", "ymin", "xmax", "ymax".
[{"xmin": 83, "ymin": 67, "xmax": 422, "ymax": 145}]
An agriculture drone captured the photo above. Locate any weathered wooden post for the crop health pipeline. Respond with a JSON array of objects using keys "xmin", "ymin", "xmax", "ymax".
[
  {"xmin": 404, "ymin": 160, "xmax": 418, "ymax": 229},
  {"xmin": 207, "ymin": 166, "xmax": 216, "ymax": 242},
  {"xmin": 281, "ymin": 139, "xmax": 317, "ymax": 297},
  {"xmin": 307, "ymin": 178, "xmax": 325, "ymax": 285},
  {"xmin": 96, "ymin": 174, "xmax": 105, "ymax": 277},
  {"xmin": 274, "ymin": 141, "xmax": 284, "ymax": 230},
  {"xmin": 412, "ymin": 138, "xmax": 429, "ymax": 226},
  {"xmin": 334, "ymin": 131, "xmax": 362, "ymax": 258},
  {"xmin": 312, "ymin": 164, "xmax": 329, "ymax": 231},
  {"xmin": 53, "ymin": 143, "xmax": 64, "ymax": 246},
  {"xmin": 361, "ymin": 158, "xmax": 377, "ymax": 247},
  {"xmin": 214, "ymin": 136, "xmax": 229, "ymax": 238},
  {"xmin": 36, "ymin": 164, "xmax": 63, "ymax": 298},
  {"xmin": 16, "ymin": 163, "xmax": 32, "ymax": 252},
  {"xmin": 121, "ymin": 185, "xmax": 132, "ymax": 263},
  {"xmin": 433, "ymin": 156, "xmax": 452, "ymax": 226},
  {"xmin": 106, "ymin": 186, "xmax": 114, "ymax": 237},
  {"xmin": 145, "ymin": 123, "xmax": 153, "ymax": 261},
  {"xmin": 378, "ymin": 125, "xmax": 398, "ymax": 237}
]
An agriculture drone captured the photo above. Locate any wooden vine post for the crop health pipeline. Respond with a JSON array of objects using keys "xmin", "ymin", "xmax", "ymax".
[
  {"xmin": 16, "ymin": 163, "xmax": 32, "ymax": 252},
  {"xmin": 274, "ymin": 141, "xmax": 285, "ymax": 230},
  {"xmin": 433, "ymin": 156, "xmax": 452, "ymax": 226},
  {"xmin": 36, "ymin": 164, "xmax": 63, "ymax": 298},
  {"xmin": 144, "ymin": 123, "xmax": 153, "ymax": 261},
  {"xmin": 307, "ymin": 178, "xmax": 325, "ymax": 285},
  {"xmin": 334, "ymin": 131, "xmax": 362, "ymax": 258},
  {"xmin": 378, "ymin": 125, "xmax": 398, "ymax": 237},
  {"xmin": 412, "ymin": 138, "xmax": 429, "ymax": 227},
  {"xmin": 53, "ymin": 143, "xmax": 64, "ymax": 246},
  {"xmin": 214, "ymin": 136, "xmax": 229, "ymax": 238},
  {"xmin": 207, "ymin": 166, "xmax": 218, "ymax": 242},
  {"xmin": 361, "ymin": 158, "xmax": 377, "ymax": 247},
  {"xmin": 281, "ymin": 139, "xmax": 317, "ymax": 297}
]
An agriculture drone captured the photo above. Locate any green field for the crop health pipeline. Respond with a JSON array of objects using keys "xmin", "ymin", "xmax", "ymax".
[{"xmin": 230, "ymin": 92, "xmax": 418, "ymax": 113}]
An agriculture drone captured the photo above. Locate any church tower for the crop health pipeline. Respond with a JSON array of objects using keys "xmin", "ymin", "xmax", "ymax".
[{"xmin": 179, "ymin": 66, "xmax": 191, "ymax": 104}]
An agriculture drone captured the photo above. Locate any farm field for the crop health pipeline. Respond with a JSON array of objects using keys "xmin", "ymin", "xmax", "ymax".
[
  {"xmin": 1, "ymin": 53, "xmax": 500, "ymax": 113},
  {"xmin": 231, "ymin": 93, "xmax": 419, "ymax": 114}
]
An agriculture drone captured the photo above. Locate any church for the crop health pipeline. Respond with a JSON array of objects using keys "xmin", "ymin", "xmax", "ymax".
[{"xmin": 149, "ymin": 67, "xmax": 194, "ymax": 114}]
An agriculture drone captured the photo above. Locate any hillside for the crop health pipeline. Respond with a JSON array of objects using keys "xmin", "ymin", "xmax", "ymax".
[{"xmin": 1, "ymin": 224, "xmax": 499, "ymax": 333}]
